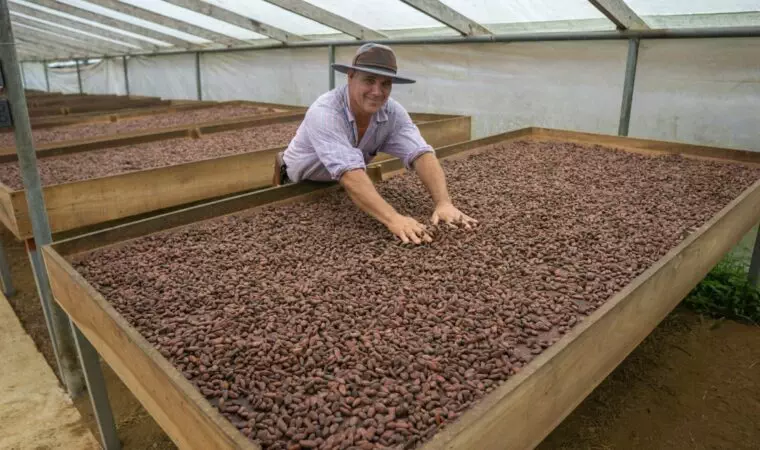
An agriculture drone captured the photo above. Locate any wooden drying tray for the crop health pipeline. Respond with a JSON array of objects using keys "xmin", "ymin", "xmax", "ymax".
[
  {"xmin": 20, "ymin": 101, "xmax": 221, "ymax": 130},
  {"xmin": 29, "ymin": 97, "xmax": 172, "ymax": 118},
  {"xmin": 27, "ymin": 94, "xmax": 135, "ymax": 107},
  {"xmin": 42, "ymin": 127, "xmax": 760, "ymax": 450},
  {"xmin": 0, "ymin": 115, "xmax": 470, "ymax": 239},
  {"xmin": 8, "ymin": 99, "xmax": 299, "ymax": 131},
  {"xmin": 0, "ymin": 108, "xmax": 308, "ymax": 160}
]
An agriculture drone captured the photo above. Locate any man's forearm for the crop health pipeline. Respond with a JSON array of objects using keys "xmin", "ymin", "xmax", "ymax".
[
  {"xmin": 340, "ymin": 169, "xmax": 398, "ymax": 225},
  {"xmin": 413, "ymin": 152, "xmax": 452, "ymax": 206}
]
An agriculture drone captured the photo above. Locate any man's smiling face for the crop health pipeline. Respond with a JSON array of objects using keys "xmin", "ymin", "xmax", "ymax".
[{"xmin": 348, "ymin": 70, "xmax": 392, "ymax": 117}]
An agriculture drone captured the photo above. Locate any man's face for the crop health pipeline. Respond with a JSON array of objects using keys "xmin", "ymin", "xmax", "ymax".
[{"xmin": 348, "ymin": 70, "xmax": 392, "ymax": 117}]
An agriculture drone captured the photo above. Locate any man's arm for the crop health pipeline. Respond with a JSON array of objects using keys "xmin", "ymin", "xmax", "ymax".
[
  {"xmin": 340, "ymin": 169, "xmax": 432, "ymax": 244},
  {"xmin": 413, "ymin": 153, "xmax": 478, "ymax": 229}
]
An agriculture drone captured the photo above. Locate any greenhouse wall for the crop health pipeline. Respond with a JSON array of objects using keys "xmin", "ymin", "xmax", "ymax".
[{"xmin": 23, "ymin": 38, "xmax": 760, "ymax": 151}]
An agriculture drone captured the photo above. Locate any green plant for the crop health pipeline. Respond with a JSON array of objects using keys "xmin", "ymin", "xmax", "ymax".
[{"xmin": 684, "ymin": 256, "xmax": 760, "ymax": 325}]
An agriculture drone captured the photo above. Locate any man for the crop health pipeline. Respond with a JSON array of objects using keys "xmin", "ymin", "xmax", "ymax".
[{"xmin": 274, "ymin": 43, "xmax": 476, "ymax": 245}]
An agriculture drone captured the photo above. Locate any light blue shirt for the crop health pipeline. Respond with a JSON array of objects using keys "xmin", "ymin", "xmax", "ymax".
[{"xmin": 283, "ymin": 85, "xmax": 434, "ymax": 182}]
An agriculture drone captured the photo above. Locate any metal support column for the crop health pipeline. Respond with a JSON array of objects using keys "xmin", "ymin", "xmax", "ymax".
[
  {"xmin": 43, "ymin": 60, "xmax": 50, "ymax": 92},
  {"xmin": 19, "ymin": 61, "xmax": 26, "ymax": 88},
  {"xmin": 195, "ymin": 51, "xmax": 202, "ymax": 101},
  {"xmin": 122, "ymin": 55, "xmax": 130, "ymax": 95},
  {"xmin": 618, "ymin": 38, "xmax": 640, "ymax": 137},
  {"xmin": 0, "ymin": 240, "xmax": 15, "ymax": 296},
  {"xmin": 749, "ymin": 226, "xmax": 760, "ymax": 287},
  {"xmin": 72, "ymin": 323, "xmax": 121, "ymax": 450},
  {"xmin": 75, "ymin": 59, "xmax": 83, "ymax": 94},
  {"xmin": 0, "ymin": 0, "xmax": 85, "ymax": 395},
  {"xmin": 328, "ymin": 45, "xmax": 335, "ymax": 90}
]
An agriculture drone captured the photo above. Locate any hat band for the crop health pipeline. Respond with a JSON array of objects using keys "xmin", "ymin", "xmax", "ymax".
[{"xmin": 354, "ymin": 63, "xmax": 397, "ymax": 74}]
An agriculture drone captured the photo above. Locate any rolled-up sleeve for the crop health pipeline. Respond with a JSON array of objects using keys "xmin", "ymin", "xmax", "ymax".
[
  {"xmin": 381, "ymin": 108, "xmax": 434, "ymax": 169},
  {"xmin": 304, "ymin": 106, "xmax": 366, "ymax": 181}
]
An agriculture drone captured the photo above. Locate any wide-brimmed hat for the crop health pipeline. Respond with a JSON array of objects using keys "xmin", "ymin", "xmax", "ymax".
[{"xmin": 332, "ymin": 43, "xmax": 416, "ymax": 84}]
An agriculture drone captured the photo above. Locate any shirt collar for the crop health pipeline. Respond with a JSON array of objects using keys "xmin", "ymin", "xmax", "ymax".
[{"xmin": 340, "ymin": 84, "xmax": 389, "ymax": 124}]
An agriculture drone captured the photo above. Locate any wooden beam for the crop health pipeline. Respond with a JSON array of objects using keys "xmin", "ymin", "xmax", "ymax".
[
  {"xmin": 587, "ymin": 0, "xmax": 649, "ymax": 30},
  {"xmin": 399, "ymin": 0, "xmax": 491, "ymax": 36},
  {"xmin": 9, "ymin": 3, "xmax": 160, "ymax": 51},
  {"xmin": 11, "ymin": 16, "xmax": 136, "ymax": 54},
  {"xmin": 162, "ymin": 0, "xmax": 305, "ymax": 44},
  {"xmin": 25, "ymin": 0, "xmax": 197, "ymax": 49},
  {"xmin": 85, "ymin": 0, "xmax": 250, "ymax": 46},
  {"xmin": 262, "ymin": 0, "xmax": 386, "ymax": 40}
]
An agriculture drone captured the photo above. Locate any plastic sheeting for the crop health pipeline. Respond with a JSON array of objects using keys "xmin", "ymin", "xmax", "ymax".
[
  {"xmin": 127, "ymin": 54, "xmax": 197, "ymax": 100},
  {"xmin": 20, "ymin": 61, "xmax": 46, "ymax": 90},
  {"xmin": 201, "ymin": 47, "xmax": 328, "ymax": 105},
  {"xmin": 48, "ymin": 65, "xmax": 80, "ymax": 94},
  {"xmin": 337, "ymin": 42, "xmax": 627, "ymax": 139},
  {"xmin": 20, "ymin": 39, "xmax": 760, "ymax": 152},
  {"xmin": 81, "ymin": 58, "xmax": 127, "ymax": 95},
  {"xmin": 630, "ymin": 37, "xmax": 760, "ymax": 151}
]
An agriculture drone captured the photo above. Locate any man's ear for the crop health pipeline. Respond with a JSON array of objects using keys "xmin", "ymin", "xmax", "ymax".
[{"xmin": 348, "ymin": 69, "xmax": 355, "ymax": 79}]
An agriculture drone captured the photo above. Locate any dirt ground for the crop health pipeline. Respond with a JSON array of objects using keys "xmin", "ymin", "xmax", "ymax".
[
  {"xmin": 3, "ymin": 225, "xmax": 759, "ymax": 449},
  {"xmin": 0, "ymin": 290, "xmax": 99, "ymax": 450}
]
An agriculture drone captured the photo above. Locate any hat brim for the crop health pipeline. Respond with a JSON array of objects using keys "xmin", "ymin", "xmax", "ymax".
[{"xmin": 332, "ymin": 64, "xmax": 416, "ymax": 84}]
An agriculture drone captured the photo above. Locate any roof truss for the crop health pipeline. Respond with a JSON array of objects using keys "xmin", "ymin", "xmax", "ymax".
[
  {"xmin": 262, "ymin": 0, "xmax": 387, "ymax": 40},
  {"xmin": 587, "ymin": 0, "xmax": 650, "ymax": 30},
  {"xmin": 399, "ymin": 0, "xmax": 491, "ymax": 36}
]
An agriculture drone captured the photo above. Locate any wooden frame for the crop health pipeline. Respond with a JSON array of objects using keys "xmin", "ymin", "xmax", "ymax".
[
  {"xmin": 0, "ymin": 109, "xmax": 306, "ymax": 159},
  {"xmin": 0, "ymin": 116, "xmax": 470, "ymax": 239},
  {"xmin": 42, "ymin": 127, "xmax": 760, "ymax": 450},
  {"xmin": 28, "ymin": 98, "xmax": 172, "ymax": 118}
]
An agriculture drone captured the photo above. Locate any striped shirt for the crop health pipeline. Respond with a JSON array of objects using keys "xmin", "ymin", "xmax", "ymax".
[{"xmin": 283, "ymin": 85, "xmax": 434, "ymax": 182}]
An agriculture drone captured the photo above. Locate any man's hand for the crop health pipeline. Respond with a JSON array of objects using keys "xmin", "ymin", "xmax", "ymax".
[
  {"xmin": 432, "ymin": 202, "xmax": 478, "ymax": 229},
  {"xmin": 387, "ymin": 214, "xmax": 433, "ymax": 245}
]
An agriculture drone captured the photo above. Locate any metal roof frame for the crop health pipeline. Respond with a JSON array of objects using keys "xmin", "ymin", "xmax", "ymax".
[
  {"xmin": 9, "ymin": 3, "xmax": 161, "ymax": 50},
  {"xmin": 10, "ymin": 0, "xmax": 760, "ymax": 62},
  {"xmin": 11, "ymin": 15, "xmax": 137, "ymax": 53},
  {"xmin": 399, "ymin": 0, "xmax": 491, "ymax": 36},
  {"xmin": 84, "ymin": 0, "xmax": 250, "ymax": 46},
  {"xmin": 22, "ymin": 0, "xmax": 198, "ymax": 48},
  {"xmin": 162, "ymin": 0, "xmax": 305, "ymax": 43},
  {"xmin": 262, "ymin": 0, "xmax": 387, "ymax": 40}
]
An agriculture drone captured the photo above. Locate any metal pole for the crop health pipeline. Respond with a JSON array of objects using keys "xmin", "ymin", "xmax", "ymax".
[
  {"xmin": 618, "ymin": 38, "xmax": 640, "ymax": 137},
  {"xmin": 0, "ymin": 0, "xmax": 85, "ymax": 396},
  {"xmin": 328, "ymin": 45, "xmax": 335, "ymax": 90},
  {"xmin": 195, "ymin": 51, "xmax": 202, "ymax": 101},
  {"xmin": 19, "ymin": 61, "xmax": 26, "ymax": 88},
  {"xmin": 43, "ymin": 60, "xmax": 50, "ymax": 92},
  {"xmin": 749, "ymin": 226, "xmax": 760, "ymax": 287},
  {"xmin": 0, "ymin": 240, "xmax": 15, "ymax": 296},
  {"xmin": 75, "ymin": 59, "xmax": 83, "ymax": 94},
  {"xmin": 122, "ymin": 55, "xmax": 130, "ymax": 95},
  {"xmin": 71, "ymin": 323, "xmax": 121, "ymax": 450}
]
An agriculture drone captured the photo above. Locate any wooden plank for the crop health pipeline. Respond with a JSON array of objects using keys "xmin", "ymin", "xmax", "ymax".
[
  {"xmin": 261, "ymin": 0, "xmax": 387, "ymax": 39},
  {"xmin": 421, "ymin": 181, "xmax": 760, "ymax": 450},
  {"xmin": 19, "ymin": 102, "xmax": 220, "ymax": 130},
  {"xmin": 0, "ymin": 184, "xmax": 20, "ymax": 237},
  {"xmin": 588, "ymin": 0, "xmax": 650, "ymax": 30},
  {"xmin": 399, "ymin": 0, "xmax": 491, "ymax": 36},
  {"xmin": 162, "ymin": 0, "xmax": 305, "ymax": 43},
  {"xmin": 43, "ymin": 247, "xmax": 257, "ymax": 450},
  {"xmin": 28, "ymin": 99, "xmax": 170, "ymax": 118},
  {"xmin": 531, "ymin": 128, "xmax": 760, "ymax": 165}
]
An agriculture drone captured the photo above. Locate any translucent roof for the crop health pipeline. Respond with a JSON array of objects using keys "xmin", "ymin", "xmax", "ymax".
[{"xmin": 10, "ymin": 0, "xmax": 760, "ymax": 60}]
